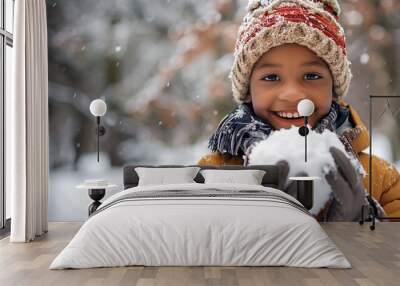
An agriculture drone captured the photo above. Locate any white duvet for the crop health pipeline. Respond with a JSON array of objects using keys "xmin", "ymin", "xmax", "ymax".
[{"xmin": 50, "ymin": 183, "xmax": 351, "ymax": 269}]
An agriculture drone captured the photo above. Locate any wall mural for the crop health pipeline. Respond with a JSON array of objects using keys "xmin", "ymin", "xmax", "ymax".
[{"xmin": 46, "ymin": 0, "xmax": 400, "ymax": 221}]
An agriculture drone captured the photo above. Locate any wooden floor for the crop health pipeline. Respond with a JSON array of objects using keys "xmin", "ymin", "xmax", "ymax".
[{"xmin": 0, "ymin": 222, "xmax": 399, "ymax": 286}]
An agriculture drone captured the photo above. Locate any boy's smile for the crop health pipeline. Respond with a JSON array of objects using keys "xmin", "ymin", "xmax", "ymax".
[
  {"xmin": 270, "ymin": 110, "xmax": 306, "ymax": 126},
  {"xmin": 249, "ymin": 44, "xmax": 334, "ymax": 130}
]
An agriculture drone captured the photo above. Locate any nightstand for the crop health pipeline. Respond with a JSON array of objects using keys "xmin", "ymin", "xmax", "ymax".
[
  {"xmin": 289, "ymin": 176, "xmax": 320, "ymax": 210},
  {"xmin": 77, "ymin": 180, "xmax": 117, "ymax": 216}
]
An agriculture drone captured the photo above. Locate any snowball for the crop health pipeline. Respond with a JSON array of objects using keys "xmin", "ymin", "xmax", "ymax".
[{"xmin": 248, "ymin": 126, "xmax": 355, "ymax": 215}]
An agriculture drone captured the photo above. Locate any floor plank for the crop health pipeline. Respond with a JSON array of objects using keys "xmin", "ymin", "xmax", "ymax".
[{"xmin": 0, "ymin": 222, "xmax": 399, "ymax": 286}]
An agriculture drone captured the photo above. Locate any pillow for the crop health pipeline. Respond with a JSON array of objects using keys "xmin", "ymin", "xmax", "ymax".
[
  {"xmin": 135, "ymin": 167, "xmax": 200, "ymax": 186},
  {"xmin": 200, "ymin": 169, "xmax": 266, "ymax": 185}
]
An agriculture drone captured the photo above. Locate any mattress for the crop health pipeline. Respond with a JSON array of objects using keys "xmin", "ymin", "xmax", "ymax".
[{"xmin": 49, "ymin": 183, "xmax": 350, "ymax": 269}]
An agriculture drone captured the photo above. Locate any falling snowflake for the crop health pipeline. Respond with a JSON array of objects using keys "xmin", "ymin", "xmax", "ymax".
[
  {"xmin": 360, "ymin": 53, "xmax": 370, "ymax": 65},
  {"xmin": 344, "ymin": 10, "xmax": 363, "ymax": 26},
  {"xmin": 115, "ymin": 46, "xmax": 121, "ymax": 52}
]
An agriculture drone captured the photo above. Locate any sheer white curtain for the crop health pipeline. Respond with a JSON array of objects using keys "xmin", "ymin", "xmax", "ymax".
[{"xmin": 7, "ymin": 0, "xmax": 49, "ymax": 242}]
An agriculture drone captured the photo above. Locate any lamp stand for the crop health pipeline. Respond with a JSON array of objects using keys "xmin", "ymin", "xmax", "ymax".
[
  {"xmin": 97, "ymin": 117, "xmax": 100, "ymax": 162},
  {"xmin": 298, "ymin": 116, "xmax": 309, "ymax": 163},
  {"xmin": 304, "ymin": 116, "xmax": 308, "ymax": 162},
  {"xmin": 95, "ymin": 116, "xmax": 106, "ymax": 162}
]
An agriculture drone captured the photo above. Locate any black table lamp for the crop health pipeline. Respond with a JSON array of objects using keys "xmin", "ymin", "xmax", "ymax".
[
  {"xmin": 297, "ymin": 99, "xmax": 315, "ymax": 163},
  {"xmin": 89, "ymin": 99, "xmax": 107, "ymax": 162}
]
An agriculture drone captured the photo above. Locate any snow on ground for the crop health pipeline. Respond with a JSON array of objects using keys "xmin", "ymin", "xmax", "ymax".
[
  {"xmin": 49, "ymin": 153, "xmax": 122, "ymax": 222},
  {"xmin": 49, "ymin": 140, "xmax": 209, "ymax": 222}
]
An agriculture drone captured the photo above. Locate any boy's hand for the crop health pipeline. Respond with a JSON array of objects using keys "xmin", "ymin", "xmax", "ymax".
[{"xmin": 325, "ymin": 147, "xmax": 367, "ymax": 221}]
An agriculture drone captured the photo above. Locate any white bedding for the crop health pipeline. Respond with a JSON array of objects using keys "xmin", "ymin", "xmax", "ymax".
[{"xmin": 49, "ymin": 183, "xmax": 351, "ymax": 269}]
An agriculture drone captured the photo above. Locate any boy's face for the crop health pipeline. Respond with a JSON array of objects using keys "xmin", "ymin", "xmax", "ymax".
[{"xmin": 249, "ymin": 44, "xmax": 334, "ymax": 130}]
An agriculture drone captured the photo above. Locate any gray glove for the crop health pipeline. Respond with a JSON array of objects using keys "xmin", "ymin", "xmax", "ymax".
[
  {"xmin": 276, "ymin": 160, "xmax": 308, "ymax": 199},
  {"xmin": 325, "ymin": 147, "xmax": 367, "ymax": 221}
]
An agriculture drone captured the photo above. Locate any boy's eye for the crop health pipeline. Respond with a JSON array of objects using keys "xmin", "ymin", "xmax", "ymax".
[
  {"xmin": 304, "ymin": 73, "xmax": 322, "ymax": 80},
  {"xmin": 263, "ymin": 74, "xmax": 280, "ymax": 81},
  {"xmin": 261, "ymin": 73, "xmax": 322, "ymax": 81}
]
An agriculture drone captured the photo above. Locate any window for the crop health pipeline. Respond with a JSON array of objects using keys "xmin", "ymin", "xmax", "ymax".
[{"xmin": 0, "ymin": 0, "xmax": 14, "ymax": 233}]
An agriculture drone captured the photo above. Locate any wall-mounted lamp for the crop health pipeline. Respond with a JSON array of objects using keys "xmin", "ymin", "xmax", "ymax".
[
  {"xmin": 89, "ymin": 99, "xmax": 107, "ymax": 162},
  {"xmin": 297, "ymin": 99, "xmax": 315, "ymax": 163}
]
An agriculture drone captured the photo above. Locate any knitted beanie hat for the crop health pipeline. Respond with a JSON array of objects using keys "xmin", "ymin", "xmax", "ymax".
[{"xmin": 229, "ymin": 0, "xmax": 352, "ymax": 104}]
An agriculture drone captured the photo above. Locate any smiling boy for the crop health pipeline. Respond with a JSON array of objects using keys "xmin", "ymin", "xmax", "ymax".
[{"xmin": 198, "ymin": 0, "xmax": 400, "ymax": 220}]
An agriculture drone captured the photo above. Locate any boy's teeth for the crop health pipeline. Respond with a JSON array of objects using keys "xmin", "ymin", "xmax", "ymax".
[{"xmin": 277, "ymin": 112, "xmax": 301, "ymax": 119}]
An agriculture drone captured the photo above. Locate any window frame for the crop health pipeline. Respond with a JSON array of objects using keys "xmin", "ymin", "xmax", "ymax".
[{"xmin": 0, "ymin": 0, "xmax": 14, "ymax": 233}]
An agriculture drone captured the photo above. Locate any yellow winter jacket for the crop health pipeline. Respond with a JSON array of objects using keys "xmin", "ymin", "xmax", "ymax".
[{"xmin": 198, "ymin": 101, "xmax": 400, "ymax": 217}]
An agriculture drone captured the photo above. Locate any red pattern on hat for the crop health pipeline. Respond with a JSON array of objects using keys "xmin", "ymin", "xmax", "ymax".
[{"xmin": 237, "ymin": 6, "xmax": 346, "ymax": 55}]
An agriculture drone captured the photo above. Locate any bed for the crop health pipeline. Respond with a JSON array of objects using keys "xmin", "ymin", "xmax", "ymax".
[{"xmin": 49, "ymin": 164, "xmax": 350, "ymax": 269}]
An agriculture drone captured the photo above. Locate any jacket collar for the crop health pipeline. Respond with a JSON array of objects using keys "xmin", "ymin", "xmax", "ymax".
[{"xmin": 338, "ymin": 100, "xmax": 370, "ymax": 154}]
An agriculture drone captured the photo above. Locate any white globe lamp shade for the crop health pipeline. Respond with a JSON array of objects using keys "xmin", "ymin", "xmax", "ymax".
[
  {"xmin": 90, "ymin": 99, "xmax": 107, "ymax": 117},
  {"xmin": 297, "ymin": 99, "xmax": 315, "ymax": 117}
]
